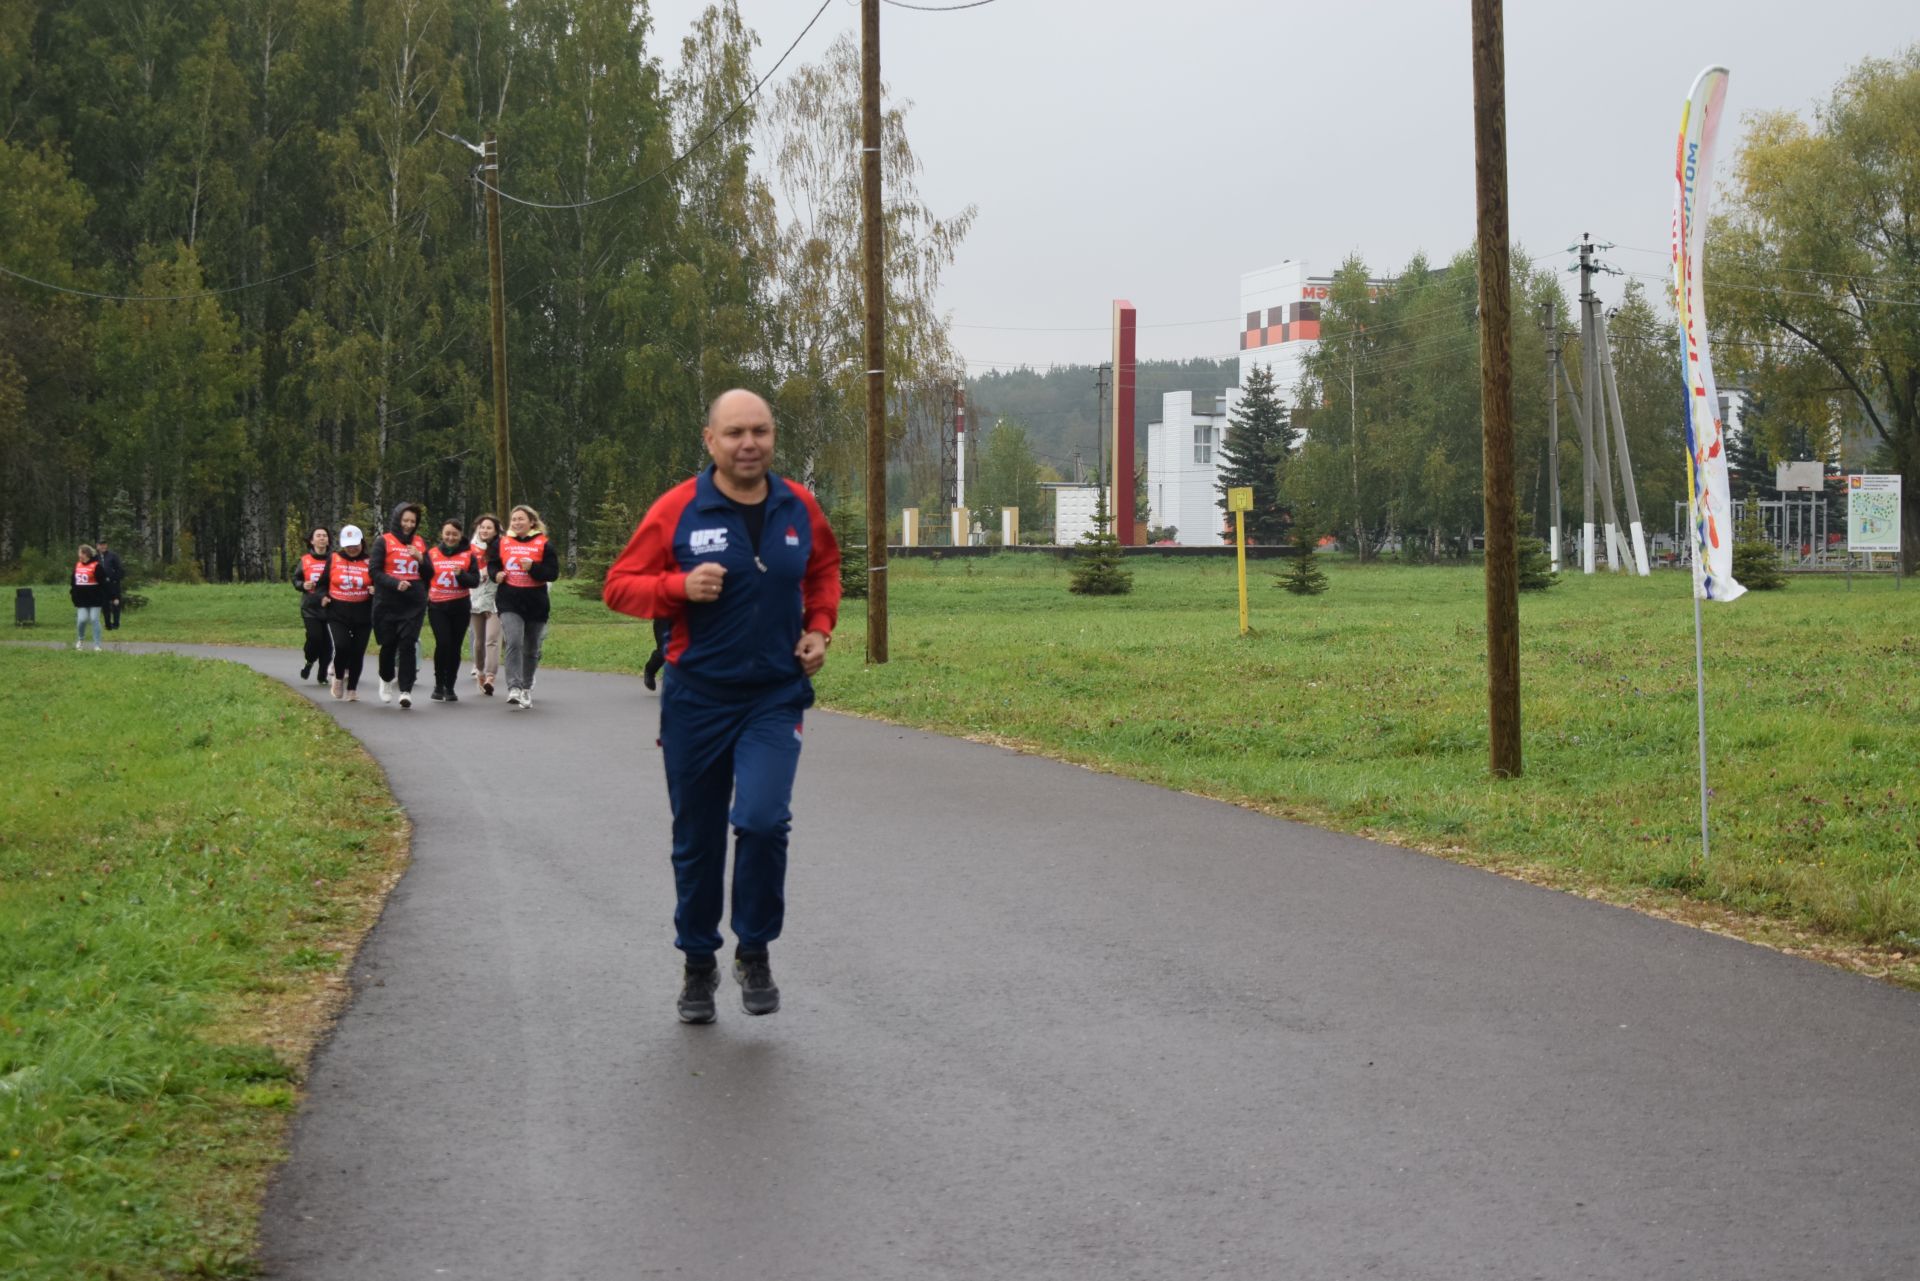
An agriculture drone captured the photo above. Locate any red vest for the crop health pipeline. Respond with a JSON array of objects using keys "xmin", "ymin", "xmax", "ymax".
[
  {"xmin": 379, "ymin": 531, "xmax": 426, "ymax": 582},
  {"xmin": 299, "ymin": 552, "xmax": 328, "ymax": 588},
  {"xmin": 327, "ymin": 555, "xmax": 372, "ymax": 602},
  {"xmin": 74, "ymin": 560, "xmax": 99, "ymax": 586},
  {"xmin": 499, "ymin": 533, "xmax": 548, "ymax": 589},
  {"xmin": 427, "ymin": 546, "xmax": 475, "ymax": 603}
]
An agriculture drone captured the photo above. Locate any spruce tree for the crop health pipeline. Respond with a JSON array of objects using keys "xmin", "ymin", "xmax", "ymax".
[
  {"xmin": 1278, "ymin": 529, "xmax": 1328, "ymax": 595},
  {"xmin": 1732, "ymin": 502, "xmax": 1787, "ymax": 590},
  {"xmin": 1216, "ymin": 363, "xmax": 1295, "ymax": 544},
  {"xmin": 1069, "ymin": 486, "xmax": 1133, "ymax": 596},
  {"xmin": 832, "ymin": 500, "xmax": 869, "ymax": 601},
  {"xmin": 572, "ymin": 485, "xmax": 637, "ymax": 600},
  {"xmin": 1517, "ymin": 514, "xmax": 1558, "ymax": 592}
]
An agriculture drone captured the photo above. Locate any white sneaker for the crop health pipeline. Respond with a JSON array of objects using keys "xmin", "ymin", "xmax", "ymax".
[
  {"xmin": 520, "ymin": 688, "xmax": 533, "ymax": 709},
  {"xmin": 379, "ymin": 679, "xmax": 395, "ymax": 704},
  {"xmin": 398, "ymin": 688, "xmax": 412, "ymax": 709},
  {"xmin": 330, "ymin": 676, "xmax": 345, "ymax": 700},
  {"xmin": 93, "ymin": 644, "xmax": 103, "ymax": 652},
  {"xmin": 506, "ymin": 687, "xmax": 525, "ymax": 708},
  {"xmin": 74, "ymin": 640, "xmax": 83, "ymax": 651}
]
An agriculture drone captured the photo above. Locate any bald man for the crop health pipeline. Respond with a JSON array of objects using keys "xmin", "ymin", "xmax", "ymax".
[{"xmin": 604, "ymin": 390, "xmax": 842, "ymax": 1023}]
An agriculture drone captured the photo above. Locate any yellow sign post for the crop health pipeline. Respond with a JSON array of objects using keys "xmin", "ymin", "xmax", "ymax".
[{"xmin": 1228, "ymin": 487, "xmax": 1253, "ymax": 634}]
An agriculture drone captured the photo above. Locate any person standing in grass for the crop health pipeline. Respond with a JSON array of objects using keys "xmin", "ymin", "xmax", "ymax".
[
  {"xmin": 370, "ymin": 502, "xmax": 429, "ymax": 709},
  {"xmin": 294, "ymin": 527, "xmax": 334, "ymax": 684},
  {"xmin": 322, "ymin": 525, "xmax": 374, "ymax": 701},
  {"xmin": 96, "ymin": 538, "xmax": 125, "ymax": 632},
  {"xmin": 425, "ymin": 518, "xmax": 482, "ymax": 702},
  {"xmin": 71, "ymin": 544, "xmax": 107, "ymax": 651},
  {"xmin": 604, "ymin": 389, "xmax": 841, "ymax": 1024},
  {"xmin": 467, "ymin": 513, "xmax": 502, "ymax": 696},
  {"xmin": 489, "ymin": 504, "xmax": 559, "ymax": 709}
]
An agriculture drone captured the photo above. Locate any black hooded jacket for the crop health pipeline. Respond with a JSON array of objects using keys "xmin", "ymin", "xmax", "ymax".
[{"xmin": 370, "ymin": 502, "xmax": 429, "ymax": 619}]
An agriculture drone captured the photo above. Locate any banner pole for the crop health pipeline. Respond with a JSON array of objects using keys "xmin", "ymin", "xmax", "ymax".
[{"xmin": 1691, "ymin": 581, "xmax": 1710, "ymax": 870}]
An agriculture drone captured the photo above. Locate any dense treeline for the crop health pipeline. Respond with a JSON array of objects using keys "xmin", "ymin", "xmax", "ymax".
[{"xmin": 0, "ymin": 0, "xmax": 968, "ymax": 580}]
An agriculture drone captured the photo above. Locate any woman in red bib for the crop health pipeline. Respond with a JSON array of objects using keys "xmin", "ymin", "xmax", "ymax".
[
  {"xmin": 488, "ymin": 504, "xmax": 560, "ymax": 708},
  {"xmin": 321, "ymin": 524, "xmax": 375, "ymax": 701},
  {"xmin": 425, "ymin": 517, "xmax": 482, "ymax": 701},
  {"xmin": 293, "ymin": 526, "xmax": 334, "ymax": 684},
  {"xmin": 71, "ymin": 544, "xmax": 107, "ymax": 651}
]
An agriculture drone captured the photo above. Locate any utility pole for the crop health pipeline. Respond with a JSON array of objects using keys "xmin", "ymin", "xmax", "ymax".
[
  {"xmin": 860, "ymin": 0, "xmax": 888, "ymax": 664},
  {"xmin": 1472, "ymin": 0, "xmax": 1522, "ymax": 778},
  {"xmin": 1541, "ymin": 299, "xmax": 1563, "ymax": 573},
  {"xmin": 1596, "ymin": 308, "xmax": 1650, "ymax": 574},
  {"xmin": 460, "ymin": 132, "xmax": 510, "ymax": 520},
  {"xmin": 1094, "ymin": 364, "xmax": 1110, "ymax": 488},
  {"xmin": 1577, "ymin": 233, "xmax": 1626, "ymax": 571}
]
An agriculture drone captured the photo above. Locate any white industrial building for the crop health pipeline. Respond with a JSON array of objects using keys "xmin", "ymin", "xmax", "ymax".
[
  {"xmin": 1051, "ymin": 483, "xmax": 1103, "ymax": 545},
  {"xmin": 1146, "ymin": 389, "xmax": 1237, "ymax": 545},
  {"xmin": 1147, "ymin": 260, "xmax": 1387, "ymax": 544}
]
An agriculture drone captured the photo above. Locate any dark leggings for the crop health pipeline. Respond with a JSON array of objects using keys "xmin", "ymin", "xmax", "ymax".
[
  {"xmin": 302, "ymin": 615, "xmax": 334, "ymax": 676},
  {"xmin": 428, "ymin": 601, "xmax": 472, "ymax": 691},
  {"xmin": 374, "ymin": 611, "xmax": 425, "ymax": 690},
  {"xmin": 327, "ymin": 617, "xmax": 373, "ymax": 690}
]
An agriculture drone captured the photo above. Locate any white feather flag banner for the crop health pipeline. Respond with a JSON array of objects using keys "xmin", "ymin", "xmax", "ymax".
[{"xmin": 1673, "ymin": 65, "xmax": 1745, "ymax": 602}]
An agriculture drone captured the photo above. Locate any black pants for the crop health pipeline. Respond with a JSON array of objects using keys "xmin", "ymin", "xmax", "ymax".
[
  {"xmin": 427, "ymin": 600, "xmax": 472, "ymax": 691},
  {"xmin": 374, "ymin": 611, "xmax": 425, "ymax": 690},
  {"xmin": 103, "ymin": 594, "xmax": 123, "ymax": 630},
  {"xmin": 327, "ymin": 616, "xmax": 373, "ymax": 689},
  {"xmin": 302, "ymin": 614, "xmax": 334, "ymax": 677}
]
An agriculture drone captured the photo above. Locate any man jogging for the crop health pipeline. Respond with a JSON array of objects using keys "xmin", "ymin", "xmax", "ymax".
[
  {"xmin": 604, "ymin": 389, "xmax": 840, "ymax": 1024},
  {"xmin": 370, "ymin": 502, "xmax": 429, "ymax": 709}
]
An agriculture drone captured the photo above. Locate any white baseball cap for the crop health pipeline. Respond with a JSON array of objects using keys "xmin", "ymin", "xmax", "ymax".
[{"xmin": 339, "ymin": 525, "xmax": 364, "ymax": 548}]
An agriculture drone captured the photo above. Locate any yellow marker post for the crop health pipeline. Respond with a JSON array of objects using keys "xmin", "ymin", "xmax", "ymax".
[{"xmin": 1228, "ymin": 486, "xmax": 1253, "ymax": 634}]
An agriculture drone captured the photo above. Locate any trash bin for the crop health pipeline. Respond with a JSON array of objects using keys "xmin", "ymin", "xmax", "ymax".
[{"xmin": 14, "ymin": 587, "xmax": 34, "ymax": 626}]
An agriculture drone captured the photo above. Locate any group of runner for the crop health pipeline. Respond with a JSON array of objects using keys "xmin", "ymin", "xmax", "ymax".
[{"xmin": 294, "ymin": 502, "xmax": 559, "ymax": 709}]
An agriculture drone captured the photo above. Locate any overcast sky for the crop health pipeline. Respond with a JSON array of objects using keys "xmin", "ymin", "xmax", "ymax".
[{"xmin": 645, "ymin": 0, "xmax": 1916, "ymax": 372}]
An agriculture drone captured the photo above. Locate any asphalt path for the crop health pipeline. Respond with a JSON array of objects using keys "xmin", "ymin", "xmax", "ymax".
[{"xmin": 149, "ymin": 645, "xmax": 1920, "ymax": 1279}]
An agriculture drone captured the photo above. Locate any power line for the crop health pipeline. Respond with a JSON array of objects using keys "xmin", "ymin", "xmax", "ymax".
[
  {"xmin": 0, "ymin": 193, "xmax": 457, "ymax": 304},
  {"xmin": 481, "ymin": 0, "xmax": 835, "ymax": 212},
  {"xmin": 881, "ymin": 0, "xmax": 1002, "ymax": 9}
]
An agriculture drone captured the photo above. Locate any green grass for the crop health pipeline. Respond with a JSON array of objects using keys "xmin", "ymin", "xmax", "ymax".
[
  {"xmin": 1, "ymin": 650, "xmax": 405, "ymax": 1279},
  {"xmin": 99, "ymin": 561, "xmax": 1920, "ymax": 970}
]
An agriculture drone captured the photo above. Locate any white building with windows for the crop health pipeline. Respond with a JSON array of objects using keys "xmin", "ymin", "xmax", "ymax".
[
  {"xmin": 1147, "ymin": 260, "xmax": 1385, "ymax": 544},
  {"xmin": 1146, "ymin": 389, "xmax": 1237, "ymax": 545}
]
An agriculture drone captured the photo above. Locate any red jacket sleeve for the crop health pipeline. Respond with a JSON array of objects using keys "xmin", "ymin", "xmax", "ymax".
[
  {"xmin": 795, "ymin": 486, "xmax": 842, "ymax": 637},
  {"xmin": 603, "ymin": 485, "xmax": 693, "ymax": 621}
]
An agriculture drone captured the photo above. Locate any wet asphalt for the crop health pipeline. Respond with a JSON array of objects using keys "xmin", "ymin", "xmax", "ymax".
[{"xmin": 151, "ymin": 646, "xmax": 1920, "ymax": 1280}]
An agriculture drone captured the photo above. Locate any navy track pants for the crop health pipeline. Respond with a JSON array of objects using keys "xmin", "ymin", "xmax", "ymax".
[{"xmin": 660, "ymin": 673, "xmax": 812, "ymax": 960}]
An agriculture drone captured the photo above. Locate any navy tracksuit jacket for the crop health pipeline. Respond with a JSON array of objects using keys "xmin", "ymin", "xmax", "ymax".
[{"xmin": 604, "ymin": 467, "xmax": 841, "ymax": 958}]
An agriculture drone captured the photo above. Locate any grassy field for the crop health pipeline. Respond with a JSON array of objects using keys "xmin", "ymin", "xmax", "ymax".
[
  {"xmin": 1, "ymin": 650, "xmax": 406, "ymax": 1279},
  {"xmin": 95, "ymin": 558, "xmax": 1919, "ymax": 980}
]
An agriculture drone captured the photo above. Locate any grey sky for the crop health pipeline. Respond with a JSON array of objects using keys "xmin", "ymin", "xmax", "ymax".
[{"xmin": 646, "ymin": 0, "xmax": 1916, "ymax": 372}]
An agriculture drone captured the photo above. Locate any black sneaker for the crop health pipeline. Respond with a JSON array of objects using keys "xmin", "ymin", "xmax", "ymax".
[
  {"xmin": 678, "ymin": 965, "xmax": 721, "ymax": 1024},
  {"xmin": 301, "ymin": 661, "xmax": 313, "ymax": 680},
  {"xmin": 733, "ymin": 955, "xmax": 779, "ymax": 1016},
  {"xmin": 444, "ymin": 685, "xmax": 458, "ymax": 702},
  {"xmin": 429, "ymin": 686, "xmax": 448, "ymax": 702}
]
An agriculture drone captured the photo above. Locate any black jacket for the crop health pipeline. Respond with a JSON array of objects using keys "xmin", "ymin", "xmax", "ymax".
[
  {"xmin": 319, "ymin": 549, "xmax": 374, "ymax": 626},
  {"xmin": 427, "ymin": 540, "xmax": 482, "ymax": 608},
  {"xmin": 370, "ymin": 502, "xmax": 429, "ymax": 619},
  {"xmin": 97, "ymin": 549, "xmax": 125, "ymax": 589},
  {"xmin": 488, "ymin": 529, "xmax": 561, "ymax": 623},
  {"xmin": 71, "ymin": 557, "xmax": 108, "ymax": 608}
]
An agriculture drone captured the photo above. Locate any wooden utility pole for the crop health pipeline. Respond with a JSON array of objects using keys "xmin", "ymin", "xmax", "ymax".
[
  {"xmin": 1542, "ymin": 299, "xmax": 1563, "ymax": 573},
  {"xmin": 482, "ymin": 133, "xmax": 510, "ymax": 519},
  {"xmin": 860, "ymin": 0, "xmax": 888, "ymax": 663},
  {"xmin": 1471, "ymin": 0, "xmax": 1521, "ymax": 778}
]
